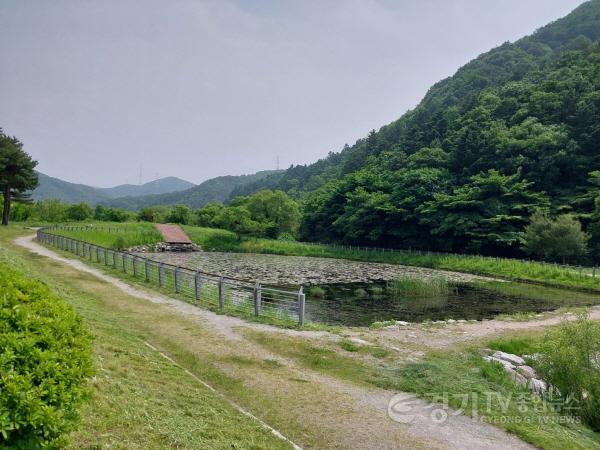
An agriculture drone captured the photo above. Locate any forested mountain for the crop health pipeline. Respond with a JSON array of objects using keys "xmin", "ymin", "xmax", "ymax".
[
  {"xmin": 32, "ymin": 172, "xmax": 113, "ymax": 204},
  {"xmin": 31, "ymin": 172, "xmax": 194, "ymax": 204},
  {"xmin": 229, "ymin": 1, "xmax": 600, "ymax": 257},
  {"xmin": 105, "ymin": 170, "xmax": 281, "ymax": 210},
  {"xmin": 99, "ymin": 177, "xmax": 194, "ymax": 198}
]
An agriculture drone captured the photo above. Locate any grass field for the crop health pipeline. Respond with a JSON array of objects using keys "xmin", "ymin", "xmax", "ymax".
[
  {"xmin": 50, "ymin": 222, "xmax": 162, "ymax": 249},
  {"xmin": 46, "ymin": 221, "xmax": 600, "ymax": 292},
  {"xmin": 0, "ymin": 226, "xmax": 294, "ymax": 449}
]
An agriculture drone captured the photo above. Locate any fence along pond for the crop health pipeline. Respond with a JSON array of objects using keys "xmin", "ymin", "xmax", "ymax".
[{"xmin": 37, "ymin": 227, "xmax": 306, "ymax": 326}]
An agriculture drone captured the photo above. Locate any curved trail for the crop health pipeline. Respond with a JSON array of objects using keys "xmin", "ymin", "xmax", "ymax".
[{"xmin": 16, "ymin": 234, "xmax": 535, "ymax": 449}]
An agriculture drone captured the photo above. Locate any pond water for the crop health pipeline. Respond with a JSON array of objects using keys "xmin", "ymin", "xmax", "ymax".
[{"xmin": 304, "ymin": 281, "xmax": 600, "ymax": 326}]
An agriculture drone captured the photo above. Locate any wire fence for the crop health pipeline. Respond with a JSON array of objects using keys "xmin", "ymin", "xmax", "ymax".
[{"xmin": 37, "ymin": 228, "xmax": 306, "ymax": 326}]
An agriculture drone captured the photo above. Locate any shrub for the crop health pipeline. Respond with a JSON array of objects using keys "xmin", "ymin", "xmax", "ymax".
[
  {"xmin": 537, "ymin": 314, "xmax": 600, "ymax": 430},
  {"xmin": 340, "ymin": 340, "xmax": 359, "ymax": 352},
  {"xmin": 113, "ymin": 235, "xmax": 126, "ymax": 250},
  {"xmin": 66, "ymin": 203, "xmax": 93, "ymax": 221},
  {"xmin": 523, "ymin": 212, "xmax": 589, "ymax": 263},
  {"xmin": 0, "ymin": 265, "xmax": 93, "ymax": 448},
  {"xmin": 308, "ymin": 286, "xmax": 326, "ymax": 298},
  {"xmin": 353, "ymin": 288, "xmax": 368, "ymax": 298}
]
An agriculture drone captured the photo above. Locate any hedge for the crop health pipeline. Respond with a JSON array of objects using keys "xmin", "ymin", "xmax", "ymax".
[{"xmin": 0, "ymin": 265, "xmax": 93, "ymax": 448}]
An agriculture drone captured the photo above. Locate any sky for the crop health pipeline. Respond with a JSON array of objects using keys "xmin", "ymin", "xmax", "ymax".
[{"xmin": 0, "ymin": 0, "xmax": 587, "ymax": 187}]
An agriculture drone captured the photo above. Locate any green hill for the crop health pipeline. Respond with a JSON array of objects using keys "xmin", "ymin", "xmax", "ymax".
[
  {"xmin": 100, "ymin": 177, "xmax": 194, "ymax": 198},
  {"xmin": 105, "ymin": 170, "xmax": 282, "ymax": 210},
  {"xmin": 32, "ymin": 172, "xmax": 113, "ymax": 204},
  {"xmin": 230, "ymin": 1, "xmax": 600, "ymax": 257},
  {"xmin": 31, "ymin": 172, "xmax": 195, "ymax": 204}
]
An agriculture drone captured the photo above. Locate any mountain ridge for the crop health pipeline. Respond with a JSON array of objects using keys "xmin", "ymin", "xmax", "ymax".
[
  {"xmin": 31, "ymin": 172, "xmax": 195, "ymax": 205},
  {"xmin": 104, "ymin": 170, "xmax": 282, "ymax": 210}
]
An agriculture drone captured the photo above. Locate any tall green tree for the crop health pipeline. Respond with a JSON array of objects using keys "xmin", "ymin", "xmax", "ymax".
[
  {"xmin": 0, "ymin": 130, "xmax": 38, "ymax": 225},
  {"xmin": 420, "ymin": 170, "xmax": 547, "ymax": 254},
  {"xmin": 235, "ymin": 190, "xmax": 301, "ymax": 238}
]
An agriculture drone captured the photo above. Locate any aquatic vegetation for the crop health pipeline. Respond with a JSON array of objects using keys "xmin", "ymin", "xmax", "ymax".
[
  {"xmin": 387, "ymin": 277, "xmax": 452, "ymax": 298},
  {"xmin": 308, "ymin": 286, "xmax": 326, "ymax": 298}
]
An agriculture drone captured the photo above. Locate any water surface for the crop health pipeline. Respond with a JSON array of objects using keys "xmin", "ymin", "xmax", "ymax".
[{"xmin": 304, "ymin": 281, "xmax": 600, "ymax": 326}]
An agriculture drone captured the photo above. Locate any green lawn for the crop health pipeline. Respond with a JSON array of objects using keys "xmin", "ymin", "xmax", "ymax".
[{"xmin": 0, "ymin": 226, "xmax": 293, "ymax": 449}]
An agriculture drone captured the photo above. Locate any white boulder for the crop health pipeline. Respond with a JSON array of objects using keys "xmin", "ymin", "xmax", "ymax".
[
  {"xmin": 517, "ymin": 365, "xmax": 537, "ymax": 380},
  {"xmin": 492, "ymin": 351, "xmax": 525, "ymax": 366},
  {"xmin": 528, "ymin": 378, "xmax": 547, "ymax": 395}
]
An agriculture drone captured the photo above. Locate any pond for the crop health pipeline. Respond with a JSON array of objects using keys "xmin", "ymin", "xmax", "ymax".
[{"xmin": 303, "ymin": 281, "xmax": 600, "ymax": 326}]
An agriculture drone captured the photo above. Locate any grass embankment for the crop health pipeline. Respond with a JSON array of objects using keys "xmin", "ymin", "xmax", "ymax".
[
  {"xmin": 50, "ymin": 222, "xmax": 162, "ymax": 249},
  {"xmin": 246, "ymin": 328, "xmax": 600, "ymax": 450},
  {"xmin": 0, "ymin": 226, "xmax": 294, "ymax": 449},
  {"xmin": 46, "ymin": 221, "xmax": 600, "ymax": 291}
]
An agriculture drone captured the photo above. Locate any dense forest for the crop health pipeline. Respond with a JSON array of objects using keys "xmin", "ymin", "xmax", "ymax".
[{"xmin": 229, "ymin": 1, "xmax": 600, "ymax": 259}]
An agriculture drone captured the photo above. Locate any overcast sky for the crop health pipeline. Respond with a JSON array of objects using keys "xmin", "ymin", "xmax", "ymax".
[{"xmin": 0, "ymin": 0, "xmax": 587, "ymax": 187}]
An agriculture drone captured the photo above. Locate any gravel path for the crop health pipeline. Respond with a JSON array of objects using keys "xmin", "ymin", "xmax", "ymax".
[
  {"xmin": 17, "ymin": 234, "xmax": 535, "ymax": 450},
  {"xmin": 134, "ymin": 250, "xmax": 499, "ymax": 285}
]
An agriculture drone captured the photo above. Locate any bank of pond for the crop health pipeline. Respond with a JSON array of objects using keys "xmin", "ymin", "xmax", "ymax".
[{"xmin": 302, "ymin": 279, "xmax": 600, "ymax": 327}]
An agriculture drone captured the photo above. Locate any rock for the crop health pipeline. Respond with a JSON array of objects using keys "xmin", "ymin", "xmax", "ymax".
[
  {"xmin": 479, "ymin": 348, "xmax": 494, "ymax": 357},
  {"xmin": 484, "ymin": 356, "xmax": 515, "ymax": 371},
  {"xmin": 395, "ymin": 321, "xmax": 410, "ymax": 326},
  {"xmin": 517, "ymin": 365, "xmax": 537, "ymax": 379},
  {"xmin": 447, "ymin": 319, "xmax": 456, "ymax": 324},
  {"xmin": 506, "ymin": 368, "xmax": 528, "ymax": 385},
  {"xmin": 492, "ymin": 351, "xmax": 525, "ymax": 366},
  {"xmin": 528, "ymin": 378, "xmax": 547, "ymax": 395},
  {"xmin": 457, "ymin": 319, "xmax": 467, "ymax": 323},
  {"xmin": 432, "ymin": 320, "xmax": 446, "ymax": 325},
  {"xmin": 349, "ymin": 338, "xmax": 370, "ymax": 346}
]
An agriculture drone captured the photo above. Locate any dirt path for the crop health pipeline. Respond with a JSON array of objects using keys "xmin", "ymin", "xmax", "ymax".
[{"xmin": 16, "ymin": 234, "xmax": 536, "ymax": 449}]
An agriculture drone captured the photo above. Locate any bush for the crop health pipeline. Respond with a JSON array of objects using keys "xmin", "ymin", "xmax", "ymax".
[
  {"xmin": 0, "ymin": 265, "xmax": 93, "ymax": 448},
  {"xmin": 66, "ymin": 203, "xmax": 93, "ymax": 221},
  {"xmin": 523, "ymin": 212, "xmax": 589, "ymax": 263},
  {"xmin": 537, "ymin": 314, "xmax": 600, "ymax": 431}
]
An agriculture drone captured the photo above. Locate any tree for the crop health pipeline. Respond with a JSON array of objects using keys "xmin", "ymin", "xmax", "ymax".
[
  {"xmin": 137, "ymin": 207, "xmax": 156, "ymax": 222},
  {"xmin": 194, "ymin": 203, "xmax": 225, "ymax": 227},
  {"xmin": 212, "ymin": 206, "xmax": 262, "ymax": 238},
  {"xmin": 0, "ymin": 130, "xmax": 38, "ymax": 225},
  {"xmin": 523, "ymin": 212, "xmax": 589, "ymax": 263},
  {"xmin": 420, "ymin": 170, "xmax": 547, "ymax": 254},
  {"xmin": 66, "ymin": 202, "xmax": 93, "ymax": 221},
  {"xmin": 166, "ymin": 204, "xmax": 192, "ymax": 224},
  {"xmin": 92, "ymin": 204, "xmax": 132, "ymax": 222},
  {"xmin": 237, "ymin": 190, "xmax": 301, "ymax": 238},
  {"xmin": 32, "ymin": 199, "xmax": 68, "ymax": 222}
]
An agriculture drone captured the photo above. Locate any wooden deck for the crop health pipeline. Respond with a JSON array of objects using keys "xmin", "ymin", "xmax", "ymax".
[{"xmin": 154, "ymin": 224, "xmax": 193, "ymax": 244}]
